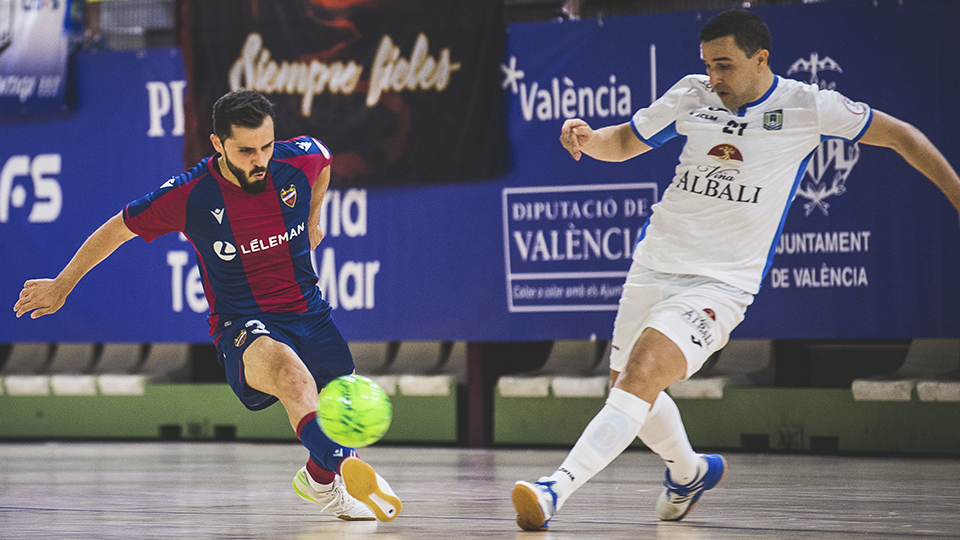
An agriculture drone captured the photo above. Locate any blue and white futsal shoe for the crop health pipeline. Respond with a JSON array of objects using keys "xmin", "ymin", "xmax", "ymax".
[
  {"xmin": 512, "ymin": 478, "xmax": 558, "ymax": 531},
  {"xmin": 656, "ymin": 454, "xmax": 727, "ymax": 521}
]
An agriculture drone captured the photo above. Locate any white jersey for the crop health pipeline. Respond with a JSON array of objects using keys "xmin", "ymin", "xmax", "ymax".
[{"xmin": 630, "ymin": 74, "xmax": 872, "ymax": 294}]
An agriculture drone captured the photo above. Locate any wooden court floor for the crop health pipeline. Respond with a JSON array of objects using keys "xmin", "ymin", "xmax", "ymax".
[{"xmin": 1, "ymin": 442, "xmax": 958, "ymax": 539}]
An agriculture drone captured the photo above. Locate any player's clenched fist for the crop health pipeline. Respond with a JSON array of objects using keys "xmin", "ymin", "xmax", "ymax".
[{"xmin": 560, "ymin": 118, "xmax": 594, "ymax": 161}]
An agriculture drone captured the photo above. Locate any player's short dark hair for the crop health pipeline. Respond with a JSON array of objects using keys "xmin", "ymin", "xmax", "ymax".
[
  {"xmin": 212, "ymin": 89, "xmax": 275, "ymax": 141},
  {"xmin": 699, "ymin": 9, "xmax": 771, "ymax": 58}
]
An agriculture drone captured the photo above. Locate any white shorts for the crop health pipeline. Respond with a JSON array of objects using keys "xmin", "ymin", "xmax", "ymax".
[{"xmin": 609, "ymin": 261, "xmax": 754, "ymax": 380}]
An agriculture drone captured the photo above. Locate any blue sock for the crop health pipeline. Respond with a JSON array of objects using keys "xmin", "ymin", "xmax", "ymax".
[{"xmin": 296, "ymin": 412, "xmax": 356, "ymax": 472}]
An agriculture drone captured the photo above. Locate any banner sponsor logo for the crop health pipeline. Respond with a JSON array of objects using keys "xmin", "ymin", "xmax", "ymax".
[
  {"xmin": 503, "ymin": 183, "xmax": 656, "ymax": 312},
  {"xmin": 786, "ymin": 52, "xmax": 842, "ymax": 90},
  {"xmin": 0, "ymin": 153, "xmax": 61, "ymax": 223},
  {"xmin": 311, "ymin": 189, "xmax": 380, "ymax": 311},
  {"xmin": 501, "ymin": 55, "xmax": 632, "ymax": 122},
  {"xmin": 187, "ymin": 0, "xmax": 505, "ymax": 185},
  {"xmin": 0, "ymin": 0, "xmax": 13, "ymax": 54},
  {"xmin": 0, "ymin": 0, "xmax": 70, "ymax": 115},
  {"xmin": 146, "ymin": 80, "xmax": 187, "ymax": 137},
  {"xmin": 227, "ymin": 32, "xmax": 461, "ymax": 116},
  {"xmin": 797, "ymin": 139, "xmax": 859, "ymax": 217}
]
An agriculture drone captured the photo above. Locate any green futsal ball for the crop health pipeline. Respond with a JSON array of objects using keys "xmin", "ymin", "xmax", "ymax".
[{"xmin": 318, "ymin": 374, "xmax": 392, "ymax": 448}]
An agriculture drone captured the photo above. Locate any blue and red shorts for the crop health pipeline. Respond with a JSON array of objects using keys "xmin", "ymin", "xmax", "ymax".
[{"xmin": 213, "ymin": 308, "xmax": 355, "ymax": 411}]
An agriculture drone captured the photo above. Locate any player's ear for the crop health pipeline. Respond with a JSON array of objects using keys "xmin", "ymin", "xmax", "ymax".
[
  {"xmin": 210, "ymin": 133, "xmax": 223, "ymax": 153},
  {"xmin": 755, "ymin": 49, "xmax": 769, "ymax": 70}
]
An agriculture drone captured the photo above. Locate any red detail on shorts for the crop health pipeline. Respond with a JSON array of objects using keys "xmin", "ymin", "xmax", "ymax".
[
  {"xmin": 307, "ymin": 457, "xmax": 335, "ymax": 484},
  {"xmin": 297, "ymin": 411, "xmax": 318, "ymax": 439}
]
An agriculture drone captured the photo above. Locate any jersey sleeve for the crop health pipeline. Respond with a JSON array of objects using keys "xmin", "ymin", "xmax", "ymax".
[
  {"xmin": 293, "ymin": 136, "xmax": 332, "ymax": 187},
  {"xmin": 630, "ymin": 76, "xmax": 696, "ymax": 148},
  {"xmin": 123, "ymin": 169, "xmax": 196, "ymax": 242},
  {"xmin": 816, "ymin": 89, "xmax": 873, "ymax": 143}
]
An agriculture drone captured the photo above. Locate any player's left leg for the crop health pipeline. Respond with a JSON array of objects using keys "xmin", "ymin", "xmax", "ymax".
[
  {"xmin": 636, "ymin": 388, "xmax": 725, "ymax": 521},
  {"xmin": 294, "ymin": 310, "xmax": 401, "ymax": 522},
  {"xmin": 619, "ymin": 277, "xmax": 751, "ymax": 521},
  {"xmin": 217, "ymin": 315, "xmax": 357, "ymax": 475},
  {"xmin": 238, "ymin": 332, "xmax": 376, "ymax": 521}
]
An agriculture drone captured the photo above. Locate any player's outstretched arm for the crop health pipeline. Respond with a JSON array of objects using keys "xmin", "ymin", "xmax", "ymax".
[
  {"xmin": 14, "ymin": 212, "xmax": 137, "ymax": 319},
  {"xmin": 560, "ymin": 119, "xmax": 652, "ymax": 162},
  {"xmin": 308, "ymin": 165, "xmax": 331, "ymax": 250},
  {"xmin": 859, "ymin": 110, "xmax": 960, "ymax": 218}
]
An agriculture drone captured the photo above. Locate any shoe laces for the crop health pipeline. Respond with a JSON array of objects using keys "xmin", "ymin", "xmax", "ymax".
[
  {"xmin": 663, "ymin": 470, "xmax": 703, "ymax": 500},
  {"xmin": 318, "ymin": 479, "xmax": 349, "ymax": 514}
]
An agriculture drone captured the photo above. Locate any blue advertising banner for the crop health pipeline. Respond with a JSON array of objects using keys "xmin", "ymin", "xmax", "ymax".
[
  {"xmin": 0, "ymin": 0, "xmax": 73, "ymax": 118},
  {"xmin": 503, "ymin": 183, "xmax": 655, "ymax": 312},
  {"xmin": 2, "ymin": 0, "xmax": 959, "ymax": 344},
  {"xmin": 1, "ymin": 48, "xmax": 191, "ymax": 341}
]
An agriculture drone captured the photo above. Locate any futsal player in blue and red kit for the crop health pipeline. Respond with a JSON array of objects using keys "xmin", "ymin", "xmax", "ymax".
[{"xmin": 13, "ymin": 90, "xmax": 401, "ymax": 522}]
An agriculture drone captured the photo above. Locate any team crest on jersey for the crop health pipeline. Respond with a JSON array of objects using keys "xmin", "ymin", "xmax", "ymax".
[
  {"xmin": 763, "ymin": 109, "xmax": 783, "ymax": 131},
  {"xmin": 707, "ymin": 144, "xmax": 743, "ymax": 162},
  {"xmin": 234, "ymin": 329, "xmax": 248, "ymax": 348},
  {"xmin": 703, "ymin": 308, "xmax": 717, "ymax": 321},
  {"xmin": 281, "ymin": 185, "xmax": 297, "ymax": 208}
]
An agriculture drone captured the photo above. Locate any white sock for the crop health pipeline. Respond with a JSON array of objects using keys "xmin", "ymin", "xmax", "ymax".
[
  {"xmin": 307, "ymin": 474, "xmax": 334, "ymax": 492},
  {"xmin": 638, "ymin": 391, "xmax": 700, "ymax": 485},
  {"xmin": 547, "ymin": 388, "xmax": 650, "ymax": 509}
]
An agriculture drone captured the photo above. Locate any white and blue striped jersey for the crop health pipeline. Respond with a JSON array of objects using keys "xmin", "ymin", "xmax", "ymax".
[{"xmin": 630, "ymin": 74, "xmax": 872, "ymax": 294}]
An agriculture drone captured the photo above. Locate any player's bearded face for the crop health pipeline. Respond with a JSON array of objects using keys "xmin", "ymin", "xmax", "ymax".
[
  {"xmin": 224, "ymin": 152, "xmax": 268, "ymax": 194},
  {"xmin": 216, "ymin": 117, "xmax": 275, "ymax": 194}
]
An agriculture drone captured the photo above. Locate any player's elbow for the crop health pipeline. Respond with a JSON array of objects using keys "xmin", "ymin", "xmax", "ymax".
[{"xmin": 867, "ymin": 111, "xmax": 921, "ymax": 152}]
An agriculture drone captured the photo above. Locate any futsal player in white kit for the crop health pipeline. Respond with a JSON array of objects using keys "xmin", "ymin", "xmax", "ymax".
[{"xmin": 512, "ymin": 9, "xmax": 960, "ymax": 531}]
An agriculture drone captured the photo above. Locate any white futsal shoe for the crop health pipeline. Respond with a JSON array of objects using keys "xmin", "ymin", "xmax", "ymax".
[
  {"xmin": 512, "ymin": 478, "xmax": 558, "ymax": 531},
  {"xmin": 339, "ymin": 456, "xmax": 403, "ymax": 522},
  {"xmin": 293, "ymin": 466, "xmax": 375, "ymax": 521},
  {"xmin": 656, "ymin": 454, "xmax": 727, "ymax": 521}
]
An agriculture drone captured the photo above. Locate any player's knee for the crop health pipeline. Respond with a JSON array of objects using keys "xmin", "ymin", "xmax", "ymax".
[{"xmin": 621, "ymin": 350, "xmax": 682, "ymax": 390}]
